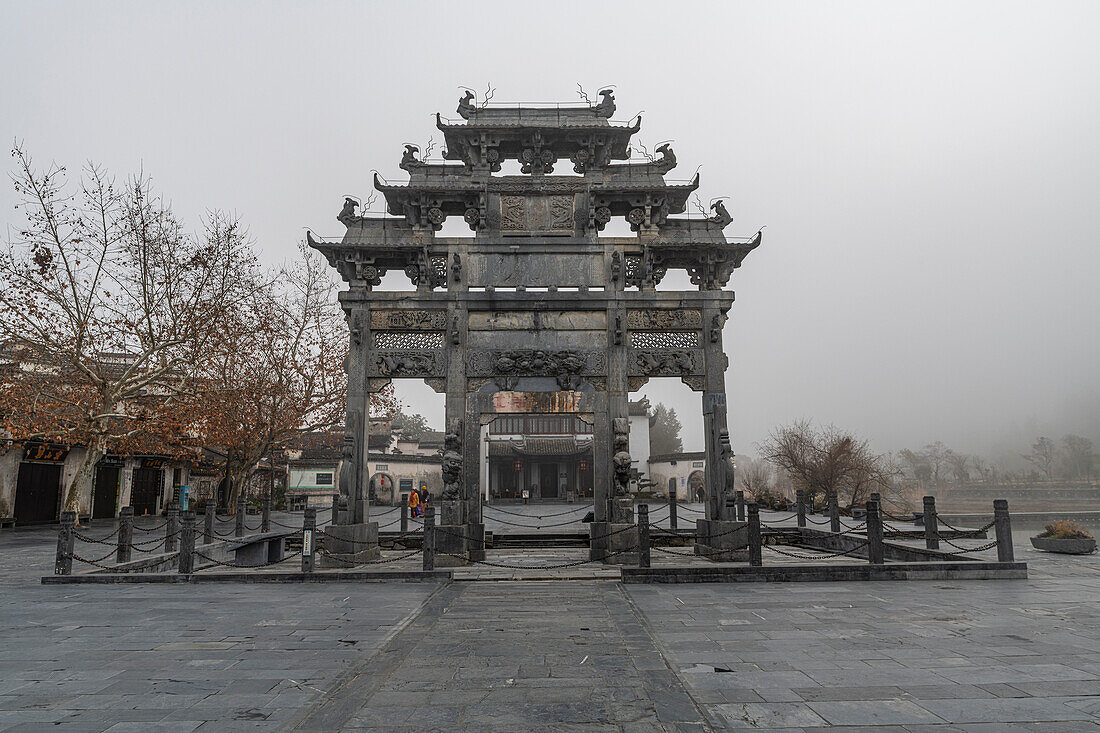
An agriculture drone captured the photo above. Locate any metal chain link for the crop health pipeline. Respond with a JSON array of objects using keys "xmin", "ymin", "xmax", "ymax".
[
  {"xmin": 316, "ymin": 548, "xmax": 423, "ymax": 566},
  {"xmin": 765, "ymin": 541, "xmax": 871, "ymax": 560},
  {"xmin": 483, "ymin": 504, "xmax": 595, "ymax": 519},
  {"xmin": 72, "ymin": 546, "xmax": 122, "ymax": 565},
  {"xmin": 132, "ymin": 521, "xmax": 169, "ymax": 533},
  {"xmin": 72, "ymin": 527, "xmax": 124, "ymax": 545}
]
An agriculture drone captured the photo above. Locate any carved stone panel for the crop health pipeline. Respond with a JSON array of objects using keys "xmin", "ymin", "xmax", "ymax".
[
  {"xmin": 468, "ymin": 311, "xmax": 607, "ymax": 331},
  {"xmin": 628, "ymin": 349, "xmax": 704, "ymax": 377},
  {"xmin": 370, "ymin": 310, "xmax": 448, "ymax": 330},
  {"xmin": 500, "ymin": 195, "xmax": 575, "ymax": 234},
  {"xmin": 627, "ymin": 309, "xmax": 702, "ymax": 330},
  {"xmin": 467, "ymin": 349, "xmax": 606, "ymax": 377},
  {"xmin": 467, "ymin": 252, "xmax": 605, "ymax": 288},
  {"xmin": 371, "ymin": 350, "xmax": 446, "ymax": 377}
]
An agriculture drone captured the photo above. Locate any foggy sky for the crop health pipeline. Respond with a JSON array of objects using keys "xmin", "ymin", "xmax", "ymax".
[{"xmin": 2, "ymin": 1, "xmax": 1098, "ymax": 458}]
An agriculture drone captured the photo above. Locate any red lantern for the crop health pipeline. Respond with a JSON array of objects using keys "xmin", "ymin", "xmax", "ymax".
[
  {"xmin": 578, "ymin": 460, "xmax": 590, "ymax": 472},
  {"xmin": 513, "ymin": 460, "xmax": 523, "ymax": 472}
]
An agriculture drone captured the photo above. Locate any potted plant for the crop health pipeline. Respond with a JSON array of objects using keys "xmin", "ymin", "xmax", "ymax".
[{"xmin": 1031, "ymin": 520, "xmax": 1097, "ymax": 555}]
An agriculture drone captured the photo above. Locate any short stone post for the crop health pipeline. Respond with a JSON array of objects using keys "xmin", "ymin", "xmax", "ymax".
[
  {"xmin": 235, "ymin": 495, "xmax": 245, "ymax": 538},
  {"xmin": 923, "ymin": 495, "xmax": 939, "ymax": 550},
  {"xmin": 330, "ymin": 495, "xmax": 339, "ymax": 526},
  {"xmin": 638, "ymin": 503, "xmax": 651, "ymax": 569},
  {"xmin": 994, "ymin": 499, "xmax": 1014, "ymax": 562},
  {"xmin": 262, "ymin": 490, "xmax": 271, "ymax": 534},
  {"xmin": 829, "ymin": 492, "xmax": 841, "ymax": 534},
  {"xmin": 202, "ymin": 505, "xmax": 215, "ymax": 545},
  {"xmin": 165, "ymin": 504, "xmax": 179, "ymax": 554},
  {"xmin": 54, "ymin": 511, "xmax": 76, "ymax": 575},
  {"xmin": 400, "ymin": 497, "xmax": 409, "ymax": 534},
  {"xmin": 747, "ymin": 503, "xmax": 762, "ymax": 567},
  {"xmin": 301, "ymin": 507, "xmax": 316, "ymax": 573},
  {"xmin": 668, "ymin": 479, "xmax": 678, "ymax": 531},
  {"xmin": 178, "ymin": 511, "xmax": 196, "ymax": 574},
  {"xmin": 735, "ymin": 490, "xmax": 746, "ymax": 522},
  {"xmin": 422, "ymin": 505, "xmax": 435, "ymax": 571},
  {"xmin": 796, "ymin": 490, "xmax": 806, "ymax": 528},
  {"xmin": 866, "ymin": 500, "xmax": 885, "ymax": 565},
  {"xmin": 117, "ymin": 506, "xmax": 134, "ymax": 563}
]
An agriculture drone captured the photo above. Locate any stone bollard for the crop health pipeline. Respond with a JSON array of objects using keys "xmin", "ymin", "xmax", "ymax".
[
  {"xmin": 165, "ymin": 504, "xmax": 179, "ymax": 554},
  {"xmin": 735, "ymin": 490, "xmax": 746, "ymax": 522},
  {"xmin": 422, "ymin": 506, "xmax": 436, "ymax": 571},
  {"xmin": 178, "ymin": 511, "xmax": 196, "ymax": 574},
  {"xmin": 866, "ymin": 500, "xmax": 885, "ymax": 565},
  {"xmin": 330, "ymin": 495, "xmax": 339, "ymax": 527},
  {"xmin": 796, "ymin": 490, "xmax": 806, "ymax": 528},
  {"xmin": 55, "ymin": 511, "xmax": 76, "ymax": 575},
  {"xmin": 747, "ymin": 503, "xmax": 762, "ymax": 567},
  {"xmin": 923, "ymin": 496, "xmax": 939, "ymax": 550},
  {"xmin": 337, "ymin": 495, "xmax": 349, "ymax": 526},
  {"xmin": 302, "ymin": 507, "xmax": 316, "ymax": 573},
  {"xmin": 668, "ymin": 479, "xmax": 678, "ymax": 531},
  {"xmin": 994, "ymin": 499, "xmax": 1014, "ymax": 562},
  {"xmin": 262, "ymin": 490, "xmax": 271, "ymax": 534},
  {"xmin": 202, "ymin": 505, "xmax": 215, "ymax": 545},
  {"xmin": 400, "ymin": 496, "xmax": 409, "ymax": 534},
  {"xmin": 235, "ymin": 496, "xmax": 245, "ymax": 538},
  {"xmin": 638, "ymin": 503, "xmax": 651, "ymax": 569},
  {"xmin": 829, "ymin": 492, "xmax": 841, "ymax": 534},
  {"xmin": 117, "ymin": 507, "xmax": 134, "ymax": 563}
]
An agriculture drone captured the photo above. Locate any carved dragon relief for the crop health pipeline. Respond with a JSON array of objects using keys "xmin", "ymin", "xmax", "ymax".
[{"xmin": 627, "ymin": 309, "xmax": 702, "ymax": 330}]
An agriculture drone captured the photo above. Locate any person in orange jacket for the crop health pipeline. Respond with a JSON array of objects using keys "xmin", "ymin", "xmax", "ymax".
[{"xmin": 408, "ymin": 486, "xmax": 421, "ymax": 518}]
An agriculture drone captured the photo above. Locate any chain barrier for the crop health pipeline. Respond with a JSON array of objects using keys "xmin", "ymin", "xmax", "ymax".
[
  {"xmin": 803, "ymin": 515, "xmax": 834, "ymax": 526},
  {"xmin": 72, "ymin": 546, "xmax": 123, "ymax": 565},
  {"xmin": 652, "ymin": 544, "xmax": 731, "ymax": 558},
  {"xmin": 267, "ymin": 517, "xmax": 305, "ymax": 530},
  {"xmin": 933, "ymin": 539, "xmax": 1000, "ymax": 556},
  {"xmin": 368, "ymin": 506, "xmax": 400, "ymax": 516},
  {"xmin": 936, "ymin": 517, "xmax": 996, "ymax": 533},
  {"xmin": 482, "ymin": 504, "xmax": 594, "ymax": 519},
  {"xmin": 132, "ymin": 521, "xmax": 169, "ymax": 533},
  {"xmin": 316, "ymin": 548, "xmax": 423, "ymax": 566},
  {"xmin": 765, "ymin": 541, "xmax": 871, "ymax": 560},
  {"xmin": 677, "ymin": 505, "xmax": 706, "ymax": 515},
  {"xmin": 71, "ymin": 551, "xmax": 123, "ymax": 570},
  {"xmin": 482, "ymin": 514, "xmax": 590, "ymax": 530},
  {"xmin": 72, "ymin": 527, "xmax": 124, "ymax": 545},
  {"xmin": 193, "ymin": 549, "xmax": 290, "ymax": 570}
]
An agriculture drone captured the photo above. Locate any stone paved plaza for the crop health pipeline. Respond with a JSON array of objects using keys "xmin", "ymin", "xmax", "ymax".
[{"xmin": 1, "ymin": 507, "xmax": 1098, "ymax": 731}]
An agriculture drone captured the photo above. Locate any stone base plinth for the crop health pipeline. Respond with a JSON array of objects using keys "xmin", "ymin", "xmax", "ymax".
[
  {"xmin": 589, "ymin": 522, "xmax": 639, "ymax": 565},
  {"xmin": 695, "ymin": 519, "xmax": 748, "ymax": 562},
  {"xmin": 466, "ymin": 523, "xmax": 485, "ymax": 562},
  {"xmin": 433, "ymin": 524, "xmax": 468, "ymax": 567},
  {"xmin": 321, "ymin": 522, "xmax": 379, "ymax": 567},
  {"xmin": 609, "ymin": 497, "xmax": 634, "ymax": 524}
]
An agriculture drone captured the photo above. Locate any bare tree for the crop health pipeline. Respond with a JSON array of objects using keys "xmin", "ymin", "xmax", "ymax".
[
  {"xmin": 758, "ymin": 420, "xmax": 900, "ymax": 509},
  {"xmin": 184, "ymin": 243, "xmax": 396, "ymax": 508},
  {"xmin": 735, "ymin": 456, "xmax": 773, "ymax": 501},
  {"xmin": 0, "ymin": 146, "xmax": 251, "ymax": 514},
  {"xmin": 1024, "ymin": 436, "xmax": 1056, "ymax": 481},
  {"xmin": 945, "ymin": 450, "xmax": 971, "ymax": 485},
  {"xmin": 1060, "ymin": 434, "xmax": 1094, "ymax": 480},
  {"xmin": 922, "ymin": 441, "xmax": 950, "ymax": 486}
]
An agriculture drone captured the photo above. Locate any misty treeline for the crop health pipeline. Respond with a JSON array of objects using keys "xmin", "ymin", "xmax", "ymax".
[
  {"xmin": 0, "ymin": 146, "xmax": 395, "ymax": 514},
  {"xmin": 738, "ymin": 420, "xmax": 1096, "ymax": 512}
]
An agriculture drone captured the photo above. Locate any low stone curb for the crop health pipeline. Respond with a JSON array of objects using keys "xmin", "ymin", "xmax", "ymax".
[
  {"xmin": 41, "ymin": 570, "xmax": 452, "ymax": 584},
  {"xmin": 620, "ymin": 561, "xmax": 1028, "ymax": 583}
]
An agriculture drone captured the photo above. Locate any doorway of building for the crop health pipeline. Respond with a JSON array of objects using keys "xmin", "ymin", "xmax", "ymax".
[
  {"xmin": 14, "ymin": 462, "xmax": 62, "ymax": 524},
  {"xmin": 131, "ymin": 467, "xmax": 163, "ymax": 516},
  {"xmin": 539, "ymin": 463, "xmax": 558, "ymax": 499},
  {"xmin": 92, "ymin": 465, "xmax": 120, "ymax": 519}
]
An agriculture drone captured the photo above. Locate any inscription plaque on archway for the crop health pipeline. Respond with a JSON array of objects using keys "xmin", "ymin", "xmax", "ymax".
[{"xmin": 309, "ymin": 91, "xmax": 761, "ymax": 563}]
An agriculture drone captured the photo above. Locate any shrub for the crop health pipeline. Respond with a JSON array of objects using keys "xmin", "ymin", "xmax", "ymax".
[{"xmin": 1037, "ymin": 520, "xmax": 1094, "ymax": 540}]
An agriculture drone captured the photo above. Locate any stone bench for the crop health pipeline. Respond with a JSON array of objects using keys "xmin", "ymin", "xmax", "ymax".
[{"xmin": 226, "ymin": 532, "xmax": 293, "ymax": 567}]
